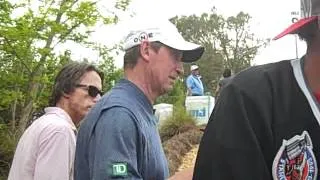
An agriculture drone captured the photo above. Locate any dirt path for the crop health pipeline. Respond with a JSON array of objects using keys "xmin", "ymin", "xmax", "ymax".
[
  {"xmin": 169, "ymin": 144, "xmax": 199, "ymax": 180},
  {"xmin": 178, "ymin": 144, "xmax": 199, "ymax": 171}
]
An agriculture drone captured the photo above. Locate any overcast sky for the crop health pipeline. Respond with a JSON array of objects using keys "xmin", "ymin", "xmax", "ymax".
[{"xmin": 59, "ymin": 0, "xmax": 306, "ymax": 67}]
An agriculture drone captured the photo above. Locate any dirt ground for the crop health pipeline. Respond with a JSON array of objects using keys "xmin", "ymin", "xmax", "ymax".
[{"xmin": 168, "ymin": 145, "xmax": 199, "ymax": 180}]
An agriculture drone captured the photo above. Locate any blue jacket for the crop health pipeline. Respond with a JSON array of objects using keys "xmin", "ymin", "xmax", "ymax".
[{"xmin": 74, "ymin": 79, "xmax": 169, "ymax": 180}]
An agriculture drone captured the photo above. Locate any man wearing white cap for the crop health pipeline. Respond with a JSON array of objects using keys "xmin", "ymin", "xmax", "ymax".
[
  {"xmin": 74, "ymin": 19, "xmax": 204, "ymax": 180},
  {"xmin": 193, "ymin": 0, "xmax": 320, "ymax": 179},
  {"xmin": 186, "ymin": 64, "xmax": 204, "ymax": 96}
]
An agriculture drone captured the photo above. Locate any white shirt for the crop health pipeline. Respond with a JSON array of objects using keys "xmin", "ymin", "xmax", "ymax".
[{"xmin": 8, "ymin": 107, "xmax": 77, "ymax": 180}]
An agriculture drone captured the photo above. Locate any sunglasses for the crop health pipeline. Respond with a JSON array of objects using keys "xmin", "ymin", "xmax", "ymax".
[{"xmin": 75, "ymin": 84, "xmax": 103, "ymax": 98}]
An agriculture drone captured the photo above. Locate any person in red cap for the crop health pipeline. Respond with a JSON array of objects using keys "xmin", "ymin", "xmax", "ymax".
[{"xmin": 192, "ymin": 0, "xmax": 320, "ymax": 179}]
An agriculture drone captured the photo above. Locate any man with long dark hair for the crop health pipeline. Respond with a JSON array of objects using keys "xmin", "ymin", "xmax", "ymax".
[{"xmin": 8, "ymin": 62, "xmax": 103, "ymax": 180}]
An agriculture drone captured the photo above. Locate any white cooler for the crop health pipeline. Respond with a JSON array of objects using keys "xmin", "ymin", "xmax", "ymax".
[
  {"xmin": 185, "ymin": 96, "xmax": 215, "ymax": 125},
  {"xmin": 153, "ymin": 103, "xmax": 173, "ymax": 126}
]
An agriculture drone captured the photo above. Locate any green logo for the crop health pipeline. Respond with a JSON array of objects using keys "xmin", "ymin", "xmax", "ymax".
[{"xmin": 112, "ymin": 163, "xmax": 128, "ymax": 176}]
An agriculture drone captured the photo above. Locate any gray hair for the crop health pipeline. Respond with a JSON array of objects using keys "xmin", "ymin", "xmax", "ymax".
[{"xmin": 123, "ymin": 41, "xmax": 163, "ymax": 69}]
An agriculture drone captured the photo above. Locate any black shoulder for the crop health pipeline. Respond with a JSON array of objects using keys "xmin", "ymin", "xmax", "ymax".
[{"xmin": 228, "ymin": 60, "xmax": 293, "ymax": 95}]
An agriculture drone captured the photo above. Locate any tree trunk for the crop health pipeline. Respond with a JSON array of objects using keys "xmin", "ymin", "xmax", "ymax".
[
  {"xmin": 10, "ymin": 97, "xmax": 17, "ymax": 131},
  {"xmin": 18, "ymin": 100, "xmax": 33, "ymax": 136}
]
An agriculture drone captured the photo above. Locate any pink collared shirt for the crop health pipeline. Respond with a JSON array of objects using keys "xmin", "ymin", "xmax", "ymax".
[{"xmin": 8, "ymin": 107, "xmax": 77, "ymax": 180}]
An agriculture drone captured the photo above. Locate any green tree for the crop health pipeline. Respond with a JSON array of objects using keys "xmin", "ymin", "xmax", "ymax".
[
  {"xmin": 156, "ymin": 79, "xmax": 186, "ymax": 107},
  {"xmin": 171, "ymin": 10, "xmax": 269, "ymax": 95},
  {"xmin": 0, "ymin": 0, "xmax": 130, "ymax": 178},
  {"xmin": 96, "ymin": 45, "xmax": 124, "ymax": 91},
  {"xmin": 0, "ymin": 0, "xmax": 130, "ymax": 134}
]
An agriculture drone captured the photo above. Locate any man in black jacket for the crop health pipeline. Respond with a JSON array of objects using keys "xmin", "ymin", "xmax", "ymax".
[{"xmin": 193, "ymin": 0, "xmax": 320, "ymax": 179}]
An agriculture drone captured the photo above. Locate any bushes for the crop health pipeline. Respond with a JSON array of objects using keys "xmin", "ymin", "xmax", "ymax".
[
  {"xmin": 156, "ymin": 79, "xmax": 186, "ymax": 107},
  {"xmin": 0, "ymin": 124, "xmax": 18, "ymax": 179},
  {"xmin": 159, "ymin": 106, "xmax": 197, "ymax": 142},
  {"xmin": 159, "ymin": 105, "xmax": 204, "ymax": 175}
]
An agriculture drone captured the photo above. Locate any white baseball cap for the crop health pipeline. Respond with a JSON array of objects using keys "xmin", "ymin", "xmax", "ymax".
[
  {"xmin": 123, "ymin": 19, "xmax": 204, "ymax": 62},
  {"xmin": 190, "ymin": 65, "xmax": 199, "ymax": 71}
]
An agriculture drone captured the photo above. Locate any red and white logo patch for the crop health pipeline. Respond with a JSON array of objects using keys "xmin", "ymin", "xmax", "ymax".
[{"xmin": 272, "ymin": 131, "xmax": 318, "ymax": 180}]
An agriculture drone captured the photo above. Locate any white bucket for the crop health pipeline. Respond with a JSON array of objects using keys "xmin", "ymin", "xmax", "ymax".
[
  {"xmin": 185, "ymin": 96, "xmax": 215, "ymax": 125},
  {"xmin": 153, "ymin": 103, "xmax": 173, "ymax": 126}
]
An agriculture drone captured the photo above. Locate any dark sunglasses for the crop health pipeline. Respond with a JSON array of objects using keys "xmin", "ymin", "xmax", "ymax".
[{"xmin": 75, "ymin": 84, "xmax": 103, "ymax": 98}]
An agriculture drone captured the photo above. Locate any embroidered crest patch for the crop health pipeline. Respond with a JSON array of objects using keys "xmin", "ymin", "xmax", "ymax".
[{"xmin": 272, "ymin": 131, "xmax": 318, "ymax": 180}]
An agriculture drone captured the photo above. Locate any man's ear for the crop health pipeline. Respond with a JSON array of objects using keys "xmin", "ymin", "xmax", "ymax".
[{"xmin": 139, "ymin": 41, "xmax": 152, "ymax": 62}]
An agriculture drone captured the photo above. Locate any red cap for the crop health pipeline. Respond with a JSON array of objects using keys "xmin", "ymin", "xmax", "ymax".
[{"xmin": 273, "ymin": 16, "xmax": 318, "ymax": 40}]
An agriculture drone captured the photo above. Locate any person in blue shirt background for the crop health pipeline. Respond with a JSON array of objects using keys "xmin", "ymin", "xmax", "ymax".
[
  {"xmin": 74, "ymin": 19, "xmax": 204, "ymax": 180},
  {"xmin": 186, "ymin": 64, "xmax": 204, "ymax": 96}
]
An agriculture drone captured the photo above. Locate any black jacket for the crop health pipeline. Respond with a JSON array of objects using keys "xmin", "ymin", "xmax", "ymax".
[{"xmin": 193, "ymin": 59, "xmax": 320, "ymax": 180}]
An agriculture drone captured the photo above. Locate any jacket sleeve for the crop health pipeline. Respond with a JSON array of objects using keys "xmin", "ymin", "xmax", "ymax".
[
  {"xmin": 193, "ymin": 79, "xmax": 274, "ymax": 180},
  {"xmin": 90, "ymin": 107, "xmax": 143, "ymax": 180}
]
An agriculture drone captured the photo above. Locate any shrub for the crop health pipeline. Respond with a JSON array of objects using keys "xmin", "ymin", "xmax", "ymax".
[
  {"xmin": 159, "ymin": 106, "xmax": 197, "ymax": 142},
  {"xmin": 156, "ymin": 79, "xmax": 186, "ymax": 107},
  {"xmin": 0, "ymin": 124, "xmax": 18, "ymax": 179}
]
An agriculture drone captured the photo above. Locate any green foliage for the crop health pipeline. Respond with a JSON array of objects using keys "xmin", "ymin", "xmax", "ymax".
[
  {"xmin": 159, "ymin": 105, "xmax": 202, "ymax": 175},
  {"xmin": 0, "ymin": 0, "xmax": 130, "ymax": 178},
  {"xmin": 171, "ymin": 10, "xmax": 269, "ymax": 96},
  {"xmin": 0, "ymin": 0, "xmax": 129, "ymax": 133},
  {"xmin": 156, "ymin": 79, "xmax": 186, "ymax": 107},
  {"xmin": 159, "ymin": 106, "xmax": 197, "ymax": 142},
  {"xmin": 0, "ymin": 124, "xmax": 19, "ymax": 179},
  {"xmin": 115, "ymin": 0, "xmax": 131, "ymax": 11},
  {"xmin": 95, "ymin": 45, "xmax": 124, "ymax": 91}
]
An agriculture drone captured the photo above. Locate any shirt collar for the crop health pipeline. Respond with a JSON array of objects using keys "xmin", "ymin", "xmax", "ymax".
[
  {"xmin": 118, "ymin": 79, "xmax": 154, "ymax": 114},
  {"xmin": 44, "ymin": 107, "xmax": 77, "ymax": 131}
]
